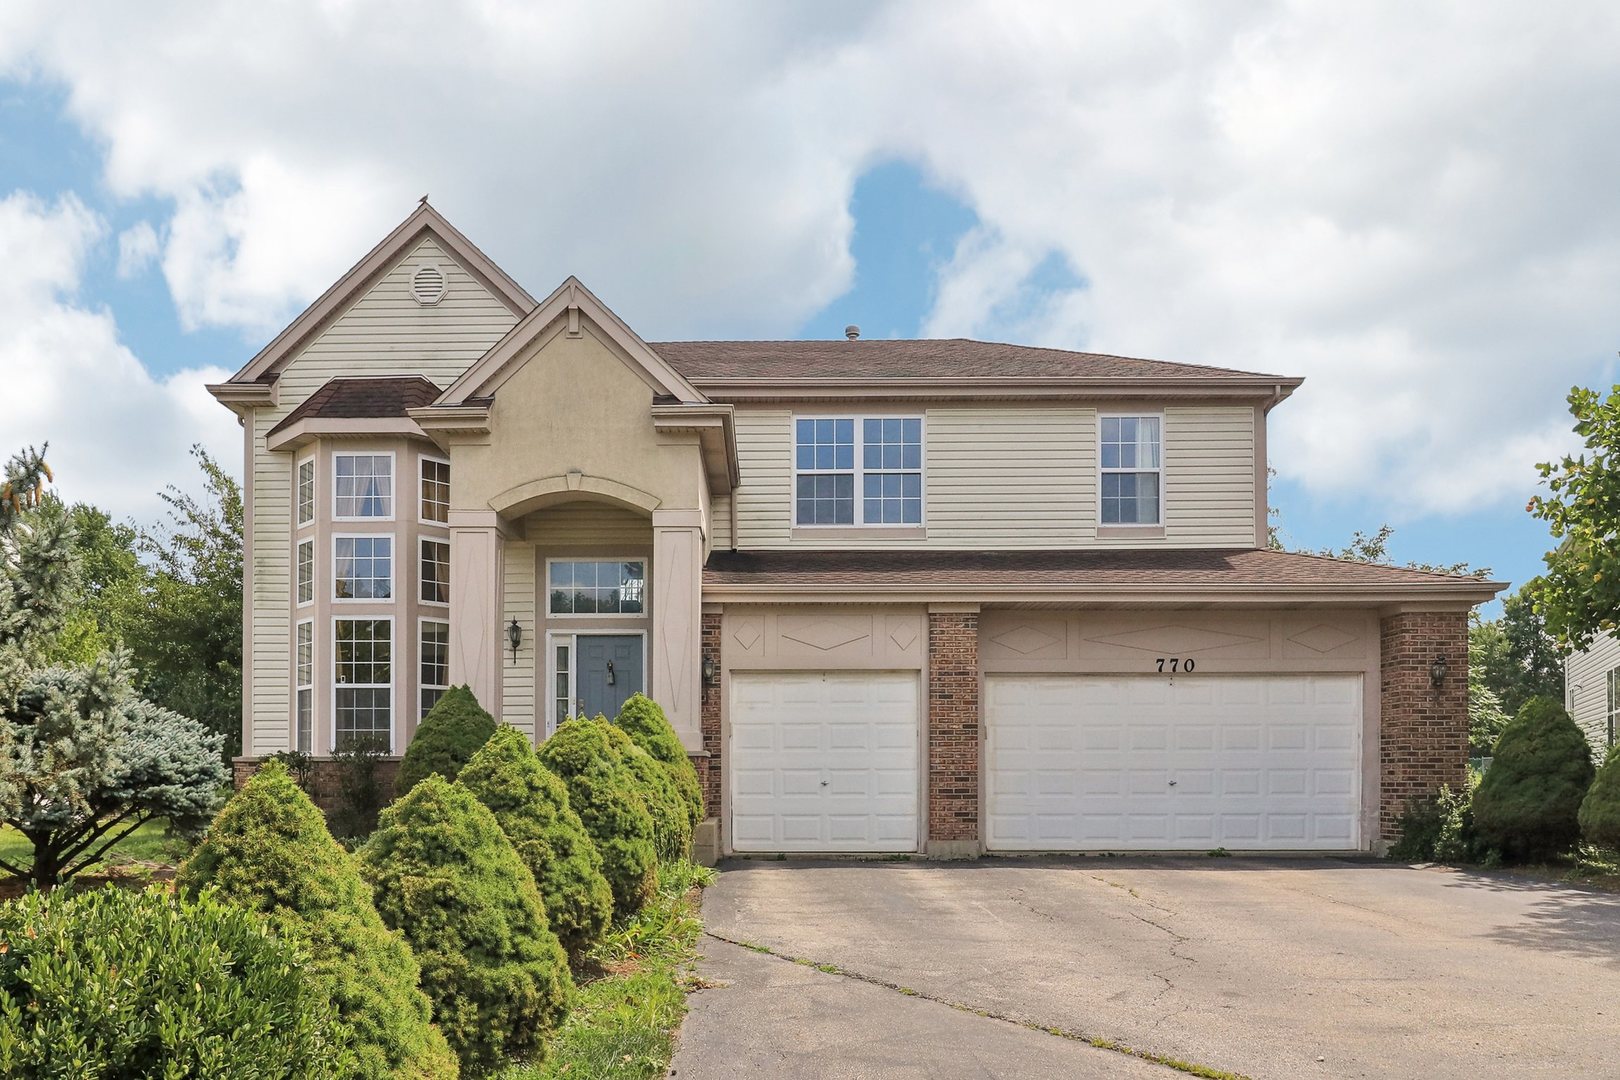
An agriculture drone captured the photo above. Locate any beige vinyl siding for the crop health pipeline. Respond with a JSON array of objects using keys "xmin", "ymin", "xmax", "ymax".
[
  {"xmin": 503, "ymin": 540, "xmax": 537, "ymax": 736},
  {"xmin": 729, "ymin": 403, "xmax": 1255, "ymax": 550},
  {"xmin": 244, "ymin": 237, "xmax": 519, "ymax": 756},
  {"xmin": 710, "ymin": 493, "xmax": 733, "ymax": 549},
  {"xmin": 1566, "ymin": 633, "xmax": 1620, "ymax": 753}
]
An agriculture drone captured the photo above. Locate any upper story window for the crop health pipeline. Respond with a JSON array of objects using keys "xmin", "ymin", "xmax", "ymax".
[
  {"xmin": 794, "ymin": 416, "xmax": 924, "ymax": 527},
  {"xmin": 335, "ymin": 535, "xmax": 393, "ymax": 600},
  {"xmin": 296, "ymin": 458, "xmax": 315, "ymax": 527},
  {"xmin": 421, "ymin": 457, "xmax": 449, "ymax": 524},
  {"xmin": 1100, "ymin": 415, "xmax": 1162, "ymax": 526},
  {"xmin": 334, "ymin": 453, "xmax": 393, "ymax": 520},
  {"xmin": 549, "ymin": 560, "xmax": 645, "ymax": 615},
  {"xmin": 420, "ymin": 539, "xmax": 450, "ymax": 605},
  {"xmin": 296, "ymin": 539, "xmax": 314, "ymax": 606}
]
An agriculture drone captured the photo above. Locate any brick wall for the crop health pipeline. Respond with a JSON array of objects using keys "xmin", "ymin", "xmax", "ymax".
[
  {"xmin": 928, "ymin": 611, "xmax": 980, "ymax": 844},
  {"xmin": 1379, "ymin": 611, "xmax": 1470, "ymax": 840},
  {"xmin": 697, "ymin": 611, "xmax": 724, "ymax": 818},
  {"xmin": 233, "ymin": 755, "xmax": 402, "ymax": 813}
]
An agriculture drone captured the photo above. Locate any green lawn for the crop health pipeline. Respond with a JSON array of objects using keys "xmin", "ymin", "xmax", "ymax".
[
  {"xmin": 499, "ymin": 860, "xmax": 713, "ymax": 1080},
  {"xmin": 0, "ymin": 818, "xmax": 191, "ymax": 882}
]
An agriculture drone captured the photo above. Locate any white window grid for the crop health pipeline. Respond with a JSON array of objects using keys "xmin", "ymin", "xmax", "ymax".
[
  {"xmin": 296, "ymin": 539, "xmax": 314, "ymax": 606},
  {"xmin": 296, "ymin": 457, "xmax": 315, "ymax": 527},
  {"xmin": 420, "ymin": 538, "xmax": 450, "ymax": 606},
  {"xmin": 333, "ymin": 617, "xmax": 393, "ymax": 751},
  {"xmin": 295, "ymin": 620, "xmax": 313, "ymax": 755},
  {"xmin": 333, "ymin": 452, "xmax": 395, "ymax": 521},
  {"xmin": 1099, "ymin": 413, "xmax": 1163, "ymax": 526},
  {"xmin": 420, "ymin": 456, "xmax": 450, "ymax": 525},
  {"xmin": 792, "ymin": 414, "xmax": 925, "ymax": 527},
  {"xmin": 334, "ymin": 534, "xmax": 394, "ymax": 602},
  {"xmin": 420, "ymin": 618, "xmax": 449, "ymax": 719}
]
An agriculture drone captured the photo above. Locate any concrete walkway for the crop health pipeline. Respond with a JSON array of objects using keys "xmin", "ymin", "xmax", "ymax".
[{"xmin": 671, "ymin": 857, "xmax": 1620, "ymax": 1079}]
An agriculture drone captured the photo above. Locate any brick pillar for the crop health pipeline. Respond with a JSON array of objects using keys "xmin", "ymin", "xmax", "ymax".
[
  {"xmin": 697, "ymin": 611, "xmax": 723, "ymax": 819},
  {"xmin": 1379, "ymin": 611, "xmax": 1470, "ymax": 841},
  {"xmin": 927, "ymin": 609, "xmax": 981, "ymax": 858}
]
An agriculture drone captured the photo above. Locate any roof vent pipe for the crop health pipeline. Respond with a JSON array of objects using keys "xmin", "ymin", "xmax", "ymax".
[{"xmin": 844, "ymin": 324, "xmax": 860, "ymax": 340}]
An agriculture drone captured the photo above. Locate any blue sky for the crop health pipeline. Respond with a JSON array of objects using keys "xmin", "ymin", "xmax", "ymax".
[{"xmin": 5, "ymin": 3, "xmax": 1617, "ymax": 617}]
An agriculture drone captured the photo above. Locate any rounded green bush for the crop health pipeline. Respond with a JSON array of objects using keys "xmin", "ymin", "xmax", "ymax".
[
  {"xmin": 458, "ymin": 726, "xmax": 614, "ymax": 962},
  {"xmin": 360, "ymin": 775, "xmax": 572, "ymax": 1075},
  {"xmin": 601, "ymin": 719, "xmax": 692, "ymax": 862},
  {"xmin": 177, "ymin": 760, "xmax": 458, "ymax": 1080},
  {"xmin": 1473, "ymin": 696, "xmax": 1594, "ymax": 862},
  {"xmin": 396, "ymin": 685, "xmax": 499, "ymax": 796},
  {"xmin": 1579, "ymin": 743, "xmax": 1620, "ymax": 849},
  {"xmin": 615, "ymin": 693, "xmax": 703, "ymax": 830},
  {"xmin": 0, "ymin": 885, "xmax": 351, "ymax": 1078},
  {"xmin": 537, "ymin": 716, "xmax": 658, "ymax": 917}
]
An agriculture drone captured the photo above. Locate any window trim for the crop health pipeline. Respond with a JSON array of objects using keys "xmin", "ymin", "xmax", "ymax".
[
  {"xmin": 419, "ymin": 537, "xmax": 450, "ymax": 607},
  {"xmin": 294, "ymin": 618, "xmax": 314, "ymax": 755},
  {"xmin": 544, "ymin": 629, "xmax": 648, "ymax": 736},
  {"xmin": 295, "ymin": 455, "xmax": 316, "ymax": 529},
  {"xmin": 1607, "ymin": 666, "xmax": 1620, "ymax": 748},
  {"xmin": 544, "ymin": 557, "xmax": 650, "ymax": 619},
  {"xmin": 419, "ymin": 454, "xmax": 451, "ymax": 527},
  {"xmin": 331, "ymin": 615, "xmax": 395, "ymax": 754},
  {"xmin": 295, "ymin": 538, "xmax": 315, "ymax": 607},
  {"xmin": 332, "ymin": 532, "xmax": 396, "ymax": 604},
  {"xmin": 790, "ymin": 413, "xmax": 927, "ymax": 530},
  {"xmin": 332, "ymin": 450, "xmax": 397, "ymax": 523},
  {"xmin": 419, "ymin": 616, "xmax": 450, "ymax": 721},
  {"xmin": 1097, "ymin": 411, "xmax": 1165, "ymax": 529}
]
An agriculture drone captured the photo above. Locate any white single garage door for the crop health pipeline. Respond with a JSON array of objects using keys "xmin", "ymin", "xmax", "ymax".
[
  {"xmin": 986, "ymin": 674, "xmax": 1362, "ymax": 851},
  {"xmin": 730, "ymin": 671, "xmax": 919, "ymax": 852}
]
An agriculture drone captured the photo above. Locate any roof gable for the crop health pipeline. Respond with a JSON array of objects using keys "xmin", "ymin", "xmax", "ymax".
[{"xmin": 224, "ymin": 202, "xmax": 535, "ymax": 385}]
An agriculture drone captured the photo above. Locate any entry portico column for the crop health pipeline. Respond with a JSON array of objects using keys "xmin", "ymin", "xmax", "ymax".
[
  {"xmin": 448, "ymin": 510, "xmax": 509, "ymax": 717},
  {"xmin": 652, "ymin": 508, "xmax": 704, "ymax": 751}
]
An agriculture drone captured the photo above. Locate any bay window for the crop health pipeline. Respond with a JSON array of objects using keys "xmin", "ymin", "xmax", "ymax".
[{"xmin": 335, "ymin": 618, "xmax": 391, "ymax": 749}]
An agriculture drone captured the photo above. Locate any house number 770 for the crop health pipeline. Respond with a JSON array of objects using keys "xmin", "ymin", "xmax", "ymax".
[{"xmin": 1155, "ymin": 657, "xmax": 1195, "ymax": 673}]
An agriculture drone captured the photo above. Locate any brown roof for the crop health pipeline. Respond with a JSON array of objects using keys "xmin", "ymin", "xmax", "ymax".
[
  {"xmin": 702, "ymin": 547, "xmax": 1499, "ymax": 591},
  {"xmin": 651, "ymin": 339, "xmax": 1288, "ymax": 382},
  {"xmin": 267, "ymin": 376, "xmax": 443, "ymax": 436}
]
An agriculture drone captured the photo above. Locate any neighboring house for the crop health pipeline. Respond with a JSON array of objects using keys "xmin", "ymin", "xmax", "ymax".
[
  {"xmin": 209, "ymin": 203, "xmax": 1503, "ymax": 858},
  {"xmin": 1566, "ymin": 632, "xmax": 1620, "ymax": 755}
]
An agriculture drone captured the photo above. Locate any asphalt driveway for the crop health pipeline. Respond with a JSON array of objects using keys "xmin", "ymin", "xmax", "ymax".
[{"xmin": 669, "ymin": 858, "xmax": 1620, "ymax": 1079}]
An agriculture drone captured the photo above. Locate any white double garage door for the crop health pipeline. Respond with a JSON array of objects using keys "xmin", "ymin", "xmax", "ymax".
[{"xmin": 730, "ymin": 670, "xmax": 1363, "ymax": 852}]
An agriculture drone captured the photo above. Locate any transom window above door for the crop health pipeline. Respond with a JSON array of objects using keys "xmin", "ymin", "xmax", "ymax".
[
  {"xmin": 1100, "ymin": 414, "xmax": 1162, "ymax": 526},
  {"xmin": 794, "ymin": 416, "xmax": 924, "ymax": 526},
  {"xmin": 548, "ymin": 560, "xmax": 646, "ymax": 615}
]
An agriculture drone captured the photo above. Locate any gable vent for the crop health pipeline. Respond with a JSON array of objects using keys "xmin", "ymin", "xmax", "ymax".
[{"xmin": 410, "ymin": 265, "xmax": 447, "ymax": 306}]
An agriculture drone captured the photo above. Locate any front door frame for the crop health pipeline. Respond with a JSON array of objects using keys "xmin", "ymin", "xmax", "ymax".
[{"xmin": 544, "ymin": 629, "xmax": 648, "ymax": 736}]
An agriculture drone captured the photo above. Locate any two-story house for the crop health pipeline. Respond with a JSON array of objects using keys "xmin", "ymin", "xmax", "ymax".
[{"xmin": 209, "ymin": 203, "xmax": 1502, "ymax": 858}]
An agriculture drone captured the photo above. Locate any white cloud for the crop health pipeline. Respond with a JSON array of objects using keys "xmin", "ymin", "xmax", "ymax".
[
  {"xmin": 115, "ymin": 220, "xmax": 158, "ymax": 279},
  {"xmin": 0, "ymin": 192, "xmax": 239, "ymax": 520},
  {"xmin": 1, "ymin": 1, "xmax": 1618, "ymax": 517}
]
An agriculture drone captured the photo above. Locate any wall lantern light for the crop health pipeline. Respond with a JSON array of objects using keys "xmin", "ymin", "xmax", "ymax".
[
  {"xmin": 507, "ymin": 618, "xmax": 522, "ymax": 663},
  {"xmin": 702, "ymin": 654, "xmax": 717, "ymax": 685},
  {"xmin": 1429, "ymin": 654, "xmax": 1448, "ymax": 690}
]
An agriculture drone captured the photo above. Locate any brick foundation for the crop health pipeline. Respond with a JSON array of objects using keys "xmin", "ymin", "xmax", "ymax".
[
  {"xmin": 1379, "ymin": 611, "xmax": 1470, "ymax": 840},
  {"xmin": 927, "ymin": 610, "xmax": 980, "ymax": 849},
  {"xmin": 696, "ymin": 611, "xmax": 724, "ymax": 819},
  {"xmin": 232, "ymin": 755, "xmax": 403, "ymax": 813}
]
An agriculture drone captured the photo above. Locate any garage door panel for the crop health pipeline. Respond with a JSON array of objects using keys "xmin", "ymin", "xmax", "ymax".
[
  {"xmin": 730, "ymin": 671, "xmax": 919, "ymax": 852},
  {"xmin": 987, "ymin": 674, "xmax": 1362, "ymax": 851}
]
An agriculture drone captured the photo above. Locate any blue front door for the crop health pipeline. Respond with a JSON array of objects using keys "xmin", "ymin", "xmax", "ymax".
[{"xmin": 575, "ymin": 635, "xmax": 644, "ymax": 719}]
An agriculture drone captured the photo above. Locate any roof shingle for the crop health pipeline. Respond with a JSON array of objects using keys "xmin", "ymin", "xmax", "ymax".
[{"xmin": 267, "ymin": 376, "xmax": 443, "ymax": 437}]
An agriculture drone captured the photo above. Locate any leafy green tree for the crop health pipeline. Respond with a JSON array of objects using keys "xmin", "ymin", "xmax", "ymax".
[
  {"xmin": 1472, "ymin": 697, "xmax": 1594, "ymax": 861},
  {"xmin": 1315, "ymin": 523, "xmax": 1481, "ymax": 576},
  {"xmin": 615, "ymin": 693, "xmax": 704, "ymax": 830},
  {"xmin": 1468, "ymin": 672, "xmax": 1511, "ymax": 757},
  {"xmin": 0, "ymin": 885, "xmax": 352, "ymax": 1078},
  {"xmin": 0, "ymin": 446, "xmax": 227, "ymax": 888},
  {"xmin": 395, "ymin": 685, "xmax": 498, "ymax": 796},
  {"xmin": 361, "ymin": 775, "xmax": 573, "ymax": 1074},
  {"xmin": 1579, "ymin": 745, "xmax": 1620, "ymax": 850},
  {"xmin": 1529, "ymin": 385, "xmax": 1620, "ymax": 650},
  {"xmin": 177, "ymin": 761, "xmax": 458, "ymax": 1080},
  {"xmin": 1471, "ymin": 591, "xmax": 1566, "ymax": 718},
  {"xmin": 537, "ymin": 716, "xmax": 658, "ymax": 917},
  {"xmin": 459, "ymin": 726, "xmax": 613, "ymax": 962}
]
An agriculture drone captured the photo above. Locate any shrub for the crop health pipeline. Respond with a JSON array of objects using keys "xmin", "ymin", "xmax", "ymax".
[
  {"xmin": 600, "ymin": 720, "xmax": 692, "ymax": 862},
  {"xmin": 538, "ymin": 717, "xmax": 658, "ymax": 917},
  {"xmin": 1473, "ymin": 696, "xmax": 1594, "ymax": 862},
  {"xmin": 1389, "ymin": 768, "xmax": 1492, "ymax": 864},
  {"xmin": 458, "ymin": 726, "xmax": 613, "ymax": 961},
  {"xmin": 0, "ymin": 885, "xmax": 351, "ymax": 1078},
  {"xmin": 267, "ymin": 748, "xmax": 319, "ymax": 798},
  {"xmin": 360, "ymin": 775, "xmax": 572, "ymax": 1075},
  {"xmin": 615, "ymin": 693, "xmax": 703, "ymax": 830},
  {"xmin": 396, "ymin": 686, "xmax": 498, "ymax": 796},
  {"xmin": 176, "ymin": 760, "xmax": 457, "ymax": 1079},
  {"xmin": 330, "ymin": 735, "xmax": 391, "ymax": 840},
  {"xmin": 1579, "ymin": 743, "xmax": 1620, "ymax": 849}
]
